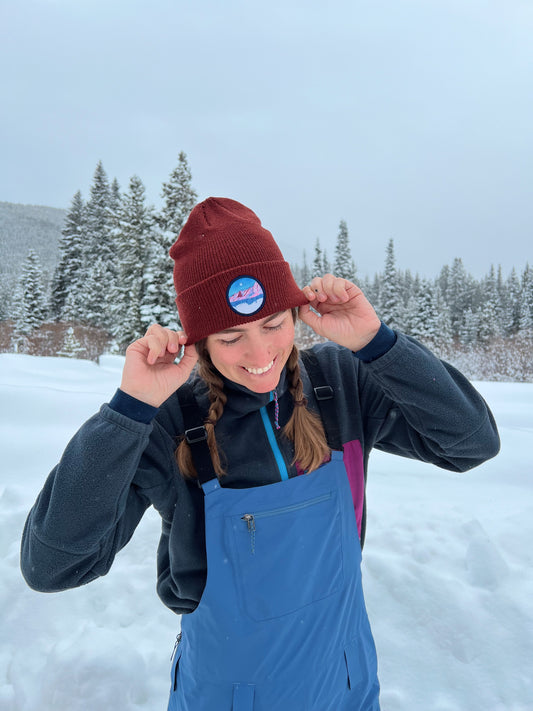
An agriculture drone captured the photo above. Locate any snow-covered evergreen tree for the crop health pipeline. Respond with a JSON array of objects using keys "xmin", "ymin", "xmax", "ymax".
[
  {"xmin": 298, "ymin": 250, "xmax": 311, "ymax": 287},
  {"xmin": 83, "ymin": 255, "xmax": 109, "ymax": 329},
  {"xmin": 12, "ymin": 250, "xmax": 48, "ymax": 336},
  {"xmin": 459, "ymin": 308, "xmax": 478, "ymax": 345},
  {"xmin": 478, "ymin": 265, "xmax": 503, "ymax": 343},
  {"xmin": 50, "ymin": 191, "xmax": 85, "ymax": 321},
  {"xmin": 159, "ymin": 152, "xmax": 198, "ymax": 235},
  {"xmin": 57, "ymin": 326, "xmax": 86, "ymax": 358},
  {"xmin": 502, "ymin": 268, "xmax": 521, "ymax": 336},
  {"xmin": 333, "ymin": 220, "xmax": 355, "ymax": 281},
  {"xmin": 518, "ymin": 263, "xmax": 533, "ymax": 336},
  {"xmin": 312, "ymin": 238, "xmax": 324, "ymax": 279},
  {"xmin": 82, "ymin": 162, "xmax": 115, "ymax": 328},
  {"xmin": 403, "ymin": 278, "xmax": 436, "ymax": 342},
  {"xmin": 447, "ymin": 258, "xmax": 470, "ymax": 339},
  {"xmin": 323, "ymin": 250, "xmax": 332, "ymax": 275},
  {"xmin": 154, "ymin": 152, "xmax": 197, "ymax": 329},
  {"xmin": 377, "ymin": 238, "xmax": 403, "ymax": 329},
  {"xmin": 433, "ymin": 283, "xmax": 452, "ymax": 345},
  {"xmin": 111, "ymin": 175, "xmax": 154, "ymax": 351}
]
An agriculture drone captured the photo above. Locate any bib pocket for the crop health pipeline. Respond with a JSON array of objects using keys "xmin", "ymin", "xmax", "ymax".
[{"xmin": 229, "ymin": 489, "xmax": 344, "ymax": 621}]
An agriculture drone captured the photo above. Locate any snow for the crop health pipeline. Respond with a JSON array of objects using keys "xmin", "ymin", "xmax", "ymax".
[{"xmin": 1, "ymin": 353, "xmax": 532, "ymax": 710}]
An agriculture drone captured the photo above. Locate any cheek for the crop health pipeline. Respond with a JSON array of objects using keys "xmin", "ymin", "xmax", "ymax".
[{"xmin": 277, "ymin": 325, "xmax": 296, "ymax": 355}]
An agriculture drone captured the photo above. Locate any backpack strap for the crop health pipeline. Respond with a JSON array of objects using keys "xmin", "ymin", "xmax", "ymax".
[
  {"xmin": 300, "ymin": 349, "xmax": 368, "ymax": 549},
  {"xmin": 300, "ymin": 349, "xmax": 343, "ymax": 451},
  {"xmin": 177, "ymin": 383, "xmax": 217, "ymax": 487}
]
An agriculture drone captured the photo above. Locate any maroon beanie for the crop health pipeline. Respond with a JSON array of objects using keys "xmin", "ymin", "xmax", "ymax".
[{"xmin": 169, "ymin": 197, "xmax": 307, "ymax": 344}]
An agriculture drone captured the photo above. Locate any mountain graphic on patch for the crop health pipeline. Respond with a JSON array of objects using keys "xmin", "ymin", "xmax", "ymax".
[{"xmin": 227, "ymin": 277, "xmax": 265, "ymax": 315}]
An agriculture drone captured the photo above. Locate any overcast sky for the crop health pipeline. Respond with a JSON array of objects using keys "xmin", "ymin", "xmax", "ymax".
[{"xmin": 1, "ymin": 0, "xmax": 532, "ymax": 278}]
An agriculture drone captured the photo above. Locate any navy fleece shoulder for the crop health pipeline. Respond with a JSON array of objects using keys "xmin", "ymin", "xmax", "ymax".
[
  {"xmin": 354, "ymin": 322, "xmax": 397, "ymax": 362},
  {"xmin": 109, "ymin": 389, "xmax": 159, "ymax": 424}
]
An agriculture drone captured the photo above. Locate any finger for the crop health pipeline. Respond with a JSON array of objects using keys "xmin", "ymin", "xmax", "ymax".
[
  {"xmin": 144, "ymin": 333, "xmax": 169, "ymax": 364},
  {"xmin": 308, "ymin": 277, "xmax": 328, "ymax": 302},
  {"xmin": 174, "ymin": 344, "xmax": 199, "ymax": 382},
  {"xmin": 166, "ymin": 330, "xmax": 186, "ymax": 354},
  {"xmin": 298, "ymin": 304, "xmax": 324, "ymax": 335},
  {"xmin": 302, "ymin": 285, "xmax": 319, "ymax": 306},
  {"xmin": 321, "ymin": 274, "xmax": 347, "ymax": 303}
]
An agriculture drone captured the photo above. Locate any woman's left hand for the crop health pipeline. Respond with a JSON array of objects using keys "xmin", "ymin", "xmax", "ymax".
[{"xmin": 299, "ymin": 274, "xmax": 381, "ymax": 352}]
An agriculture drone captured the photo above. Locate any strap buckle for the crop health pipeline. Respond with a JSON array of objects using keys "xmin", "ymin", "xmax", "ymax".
[
  {"xmin": 185, "ymin": 426, "xmax": 208, "ymax": 444},
  {"xmin": 313, "ymin": 385, "xmax": 334, "ymax": 401}
]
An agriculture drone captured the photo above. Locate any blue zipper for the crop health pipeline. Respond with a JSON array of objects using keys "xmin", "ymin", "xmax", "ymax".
[{"xmin": 259, "ymin": 392, "xmax": 289, "ymax": 481}]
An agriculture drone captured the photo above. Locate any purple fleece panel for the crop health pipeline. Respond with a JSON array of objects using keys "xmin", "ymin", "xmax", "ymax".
[{"xmin": 342, "ymin": 440, "xmax": 365, "ymax": 538}]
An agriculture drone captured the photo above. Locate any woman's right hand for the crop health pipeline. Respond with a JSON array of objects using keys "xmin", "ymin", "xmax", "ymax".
[{"xmin": 119, "ymin": 325, "xmax": 199, "ymax": 407}]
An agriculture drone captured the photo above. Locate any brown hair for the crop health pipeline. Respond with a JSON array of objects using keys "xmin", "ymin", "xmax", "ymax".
[{"xmin": 175, "ymin": 342, "xmax": 330, "ymax": 479}]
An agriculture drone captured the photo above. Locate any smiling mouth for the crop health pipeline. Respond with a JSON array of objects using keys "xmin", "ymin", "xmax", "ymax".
[{"xmin": 242, "ymin": 358, "xmax": 275, "ymax": 375}]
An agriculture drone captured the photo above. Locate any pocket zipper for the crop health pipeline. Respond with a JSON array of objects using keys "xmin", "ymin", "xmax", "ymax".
[{"xmin": 240, "ymin": 492, "xmax": 332, "ymax": 555}]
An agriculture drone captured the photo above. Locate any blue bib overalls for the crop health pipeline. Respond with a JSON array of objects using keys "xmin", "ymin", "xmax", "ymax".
[{"xmin": 168, "ymin": 450, "xmax": 380, "ymax": 710}]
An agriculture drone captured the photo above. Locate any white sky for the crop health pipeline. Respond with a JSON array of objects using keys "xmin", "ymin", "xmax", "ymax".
[{"xmin": 1, "ymin": 0, "xmax": 532, "ymax": 278}]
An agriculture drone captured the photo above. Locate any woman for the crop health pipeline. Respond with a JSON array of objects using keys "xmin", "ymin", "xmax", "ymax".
[{"xmin": 21, "ymin": 197, "xmax": 500, "ymax": 710}]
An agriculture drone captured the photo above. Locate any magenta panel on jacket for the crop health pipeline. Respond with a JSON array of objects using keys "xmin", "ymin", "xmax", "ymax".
[{"xmin": 342, "ymin": 440, "xmax": 365, "ymax": 538}]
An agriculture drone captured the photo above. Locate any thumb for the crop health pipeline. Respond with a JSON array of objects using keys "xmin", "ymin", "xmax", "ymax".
[
  {"xmin": 176, "ymin": 344, "xmax": 199, "ymax": 379},
  {"xmin": 298, "ymin": 304, "xmax": 324, "ymax": 336}
]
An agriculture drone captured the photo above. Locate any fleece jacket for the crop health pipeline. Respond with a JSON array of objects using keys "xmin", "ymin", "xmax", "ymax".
[{"xmin": 20, "ymin": 331, "xmax": 500, "ymax": 615}]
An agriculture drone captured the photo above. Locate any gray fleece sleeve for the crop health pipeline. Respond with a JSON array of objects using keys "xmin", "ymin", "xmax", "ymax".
[
  {"xmin": 360, "ymin": 332, "xmax": 500, "ymax": 471},
  {"xmin": 20, "ymin": 405, "xmax": 155, "ymax": 592}
]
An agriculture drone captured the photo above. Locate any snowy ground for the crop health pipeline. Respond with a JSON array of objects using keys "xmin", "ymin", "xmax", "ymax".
[{"xmin": 1, "ymin": 353, "xmax": 532, "ymax": 711}]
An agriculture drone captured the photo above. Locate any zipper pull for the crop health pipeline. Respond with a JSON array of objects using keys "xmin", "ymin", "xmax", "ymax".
[
  {"xmin": 170, "ymin": 632, "xmax": 182, "ymax": 661},
  {"xmin": 242, "ymin": 513, "xmax": 255, "ymax": 531},
  {"xmin": 241, "ymin": 514, "xmax": 256, "ymax": 554}
]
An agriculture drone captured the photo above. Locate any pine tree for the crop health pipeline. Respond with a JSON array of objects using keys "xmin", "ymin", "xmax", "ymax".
[
  {"xmin": 312, "ymin": 238, "xmax": 323, "ymax": 279},
  {"xmin": 519, "ymin": 263, "xmax": 533, "ymax": 336},
  {"xmin": 437, "ymin": 264, "xmax": 450, "ymax": 303},
  {"xmin": 378, "ymin": 238, "xmax": 402, "ymax": 329},
  {"xmin": 447, "ymin": 258, "xmax": 470, "ymax": 339},
  {"xmin": 155, "ymin": 152, "xmax": 198, "ymax": 329},
  {"xmin": 478, "ymin": 265, "xmax": 503, "ymax": 343},
  {"xmin": 459, "ymin": 308, "xmax": 478, "ymax": 345},
  {"xmin": 13, "ymin": 250, "xmax": 48, "ymax": 336},
  {"xmin": 82, "ymin": 161, "xmax": 115, "ymax": 328},
  {"xmin": 159, "ymin": 152, "xmax": 198, "ymax": 235},
  {"xmin": 57, "ymin": 326, "xmax": 86, "ymax": 358},
  {"xmin": 323, "ymin": 250, "xmax": 331, "ymax": 275},
  {"xmin": 299, "ymin": 250, "xmax": 311, "ymax": 287},
  {"xmin": 431, "ymin": 283, "xmax": 452, "ymax": 346},
  {"xmin": 111, "ymin": 175, "xmax": 154, "ymax": 351},
  {"xmin": 50, "ymin": 191, "xmax": 85, "ymax": 320},
  {"xmin": 502, "ymin": 268, "xmax": 521, "ymax": 336},
  {"xmin": 333, "ymin": 220, "xmax": 355, "ymax": 281},
  {"xmin": 403, "ymin": 278, "xmax": 435, "ymax": 342}
]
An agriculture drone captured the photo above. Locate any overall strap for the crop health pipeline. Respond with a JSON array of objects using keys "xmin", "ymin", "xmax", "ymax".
[
  {"xmin": 300, "ymin": 349, "xmax": 343, "ymax": 451},
  {"xmin": 301, "ymin": 349, "xmax": 368, "ymax": 549},
  {"xmin": 177, "ymin": 383, "xmax": 217, "ymax": 487}
]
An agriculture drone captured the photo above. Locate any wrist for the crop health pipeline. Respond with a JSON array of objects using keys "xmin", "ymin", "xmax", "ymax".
[
  {"xmin": 354, "ymin": 322, "xmax": 396, "ymax": 362},
  {"xmin": 109, "ymin": 388, "xmax": 159, "ymax": 423}
]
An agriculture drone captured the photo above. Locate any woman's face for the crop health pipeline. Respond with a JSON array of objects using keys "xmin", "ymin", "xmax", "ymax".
[{"xmin": 205, "ymin": 310, "xmax": 295, "ymax": 393}]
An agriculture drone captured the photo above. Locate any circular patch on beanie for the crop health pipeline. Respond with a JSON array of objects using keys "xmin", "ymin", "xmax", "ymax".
[{"xmin": 226, "ymin": 276, "xmax": 265, "ymax": 316}]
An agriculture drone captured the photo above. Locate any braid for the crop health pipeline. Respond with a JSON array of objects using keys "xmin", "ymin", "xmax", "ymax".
[
  {"xmin": 283, "ymin": 345, "xmax": 330, "ymax": 473},
  {"xmin": 175, "ymin": 343, "xmax": 227, "ymax": 479}
]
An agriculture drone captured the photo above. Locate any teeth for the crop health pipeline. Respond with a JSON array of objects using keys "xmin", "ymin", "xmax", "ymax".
[{"xmin": 244, "ymin": 360, "xmax": 274, "ymax": 375}]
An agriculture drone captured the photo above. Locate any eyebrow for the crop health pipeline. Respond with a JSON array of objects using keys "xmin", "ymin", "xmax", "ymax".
[{"xmin": 218, "ymin": 312, "xmax": 284, "ymax": 334}]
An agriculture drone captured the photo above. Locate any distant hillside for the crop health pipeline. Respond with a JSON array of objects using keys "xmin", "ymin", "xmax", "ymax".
[{"xmin": 0, "ymin": 201, "xmax": 66, "ymax": 309}]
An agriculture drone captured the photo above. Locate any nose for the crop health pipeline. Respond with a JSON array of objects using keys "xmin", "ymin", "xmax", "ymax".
[{"xmin": 244, "ymin": 332, "xmax": 272, "ymax": 366}]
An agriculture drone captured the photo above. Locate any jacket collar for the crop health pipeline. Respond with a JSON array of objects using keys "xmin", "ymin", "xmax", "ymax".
[{"xmin": 220, "ymin": 367, "xmax": 289, "ymax": 417}]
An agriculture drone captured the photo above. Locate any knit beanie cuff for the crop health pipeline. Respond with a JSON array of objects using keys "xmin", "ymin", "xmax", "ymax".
[{"xmin": 176, "ymin": 260, "xmax": 307, "ymax": 344}]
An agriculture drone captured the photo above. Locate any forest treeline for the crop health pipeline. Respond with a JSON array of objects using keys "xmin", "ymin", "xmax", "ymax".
[{"xmin": 1, "ymin": 153, "xmax": 532, "ymax": 381}]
